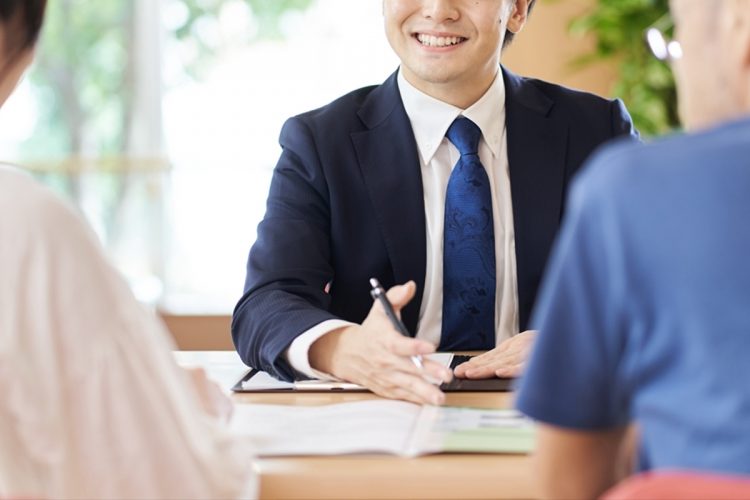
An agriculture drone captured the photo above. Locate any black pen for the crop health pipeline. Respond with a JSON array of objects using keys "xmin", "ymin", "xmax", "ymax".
[{"xmin": 369, "ymin": 278, "xmax": 424, "ymax": 371}]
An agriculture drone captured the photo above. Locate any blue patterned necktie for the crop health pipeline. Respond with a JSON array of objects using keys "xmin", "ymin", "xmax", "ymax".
[{"xmin": 440, "ymin": 117, "xmax": 496, "ymax": 351}]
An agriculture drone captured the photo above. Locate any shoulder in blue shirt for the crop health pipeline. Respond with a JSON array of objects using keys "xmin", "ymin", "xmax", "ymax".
[{"xmin": 516, "ymin": 117, "xmax": 750, "ymax": 475}]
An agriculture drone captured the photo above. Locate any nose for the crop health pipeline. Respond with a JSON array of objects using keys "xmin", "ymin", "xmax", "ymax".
[{"xmin": 421, "ymin": 0, "xmax": 459, "ymax": 22}]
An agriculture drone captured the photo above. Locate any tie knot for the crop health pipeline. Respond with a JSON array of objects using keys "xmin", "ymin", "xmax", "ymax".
[{"xmin": 446, "ymin": 117, "xmax": 481, "ymax": 156}]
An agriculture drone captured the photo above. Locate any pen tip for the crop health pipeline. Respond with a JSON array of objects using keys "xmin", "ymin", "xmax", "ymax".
[{"xmin": 369, "ymin": 278, "xmax": 379, "ymax": 288}]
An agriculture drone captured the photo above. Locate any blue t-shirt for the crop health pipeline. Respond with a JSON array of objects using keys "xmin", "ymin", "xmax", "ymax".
[{"xmin": 516, "ymin": 117, "xmax": 750, "ymax": 474}]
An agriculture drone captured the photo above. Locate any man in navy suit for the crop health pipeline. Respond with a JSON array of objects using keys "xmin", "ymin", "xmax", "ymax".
[{"xmin": 233, "ymin": 0, "xmax": 637, "ymax": 405}]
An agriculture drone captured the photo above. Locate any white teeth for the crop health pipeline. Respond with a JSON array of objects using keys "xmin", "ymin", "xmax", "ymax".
[{"xmin": 417, "ymin": 34, "xmax": 463, "ymax": 47}]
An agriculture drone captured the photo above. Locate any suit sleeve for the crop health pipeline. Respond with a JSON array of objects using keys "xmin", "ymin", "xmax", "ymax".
[
  {"xmin": 610, "ymin": 98, "xmax": 640, "ymax": 141},
  {"xmin": 232, "ymin": 117, "xmax": 340, "ymax": 381}
]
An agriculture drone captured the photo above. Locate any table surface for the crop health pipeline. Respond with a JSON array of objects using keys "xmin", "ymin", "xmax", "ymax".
[{"xmin": 175, "ymin": 351, "xmax": 534, "ymax": 500}]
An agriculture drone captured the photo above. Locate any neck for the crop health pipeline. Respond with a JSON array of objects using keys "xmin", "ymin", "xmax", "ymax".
[{"xmin": 402, "ymin": 68, "xmax": 499, "ymax": 110}]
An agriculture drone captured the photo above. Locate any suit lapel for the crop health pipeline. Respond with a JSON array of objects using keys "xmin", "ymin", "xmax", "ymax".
[
  {"xmin": 351, "ymin": 72, "xmax": 426, "ymax": 334},
  {"xmin": 502, "ymin": 67, "xmax": 569, "ymax": 328},
  {"xmin": 348, "ymin": 68, "xmax": 569, "ymax": 332}
]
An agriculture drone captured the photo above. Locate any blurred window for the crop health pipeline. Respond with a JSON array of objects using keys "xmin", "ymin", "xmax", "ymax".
[{"xmin": 0, "ymin": 0, "xmax": 398, "ymax": 313}]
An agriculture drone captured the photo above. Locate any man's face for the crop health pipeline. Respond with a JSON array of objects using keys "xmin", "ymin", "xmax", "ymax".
[
  {"xmin": 671, "ymin": 0, "xmax": 750, "ymax": 129},
  {"xmin": 383, "ymin": 0, "xmax": 524, "ymax": 107}
]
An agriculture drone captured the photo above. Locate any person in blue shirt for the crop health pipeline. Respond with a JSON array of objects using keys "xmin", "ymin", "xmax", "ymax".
[{"xmin": 515, "ymin": 0, "xmax": 750, "ymax": 497}]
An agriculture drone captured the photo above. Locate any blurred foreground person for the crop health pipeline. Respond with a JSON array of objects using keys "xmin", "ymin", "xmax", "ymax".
[
  {"xmin": 0, "ymin": 1, "xmax": 256, "ymax": 498},
  {"xmin": 516, "ymin": 0, "xmax": 750, "ymax": 498}
]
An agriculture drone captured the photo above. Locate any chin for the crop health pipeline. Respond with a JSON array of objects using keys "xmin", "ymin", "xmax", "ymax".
[{"xmin": 411, "ymin": 65, "xmax": 464, "ymax": 85}]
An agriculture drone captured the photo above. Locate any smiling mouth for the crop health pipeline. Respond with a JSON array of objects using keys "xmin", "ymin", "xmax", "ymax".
[{"xmin": 415, "ymin": 33, "xmax": 466, "ymax": 48}]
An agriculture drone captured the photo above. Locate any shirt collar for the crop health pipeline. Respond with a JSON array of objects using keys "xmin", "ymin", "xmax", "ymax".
[{"xmin": 397, "ymin": 68, "xmax": 506, "ymax": 165}]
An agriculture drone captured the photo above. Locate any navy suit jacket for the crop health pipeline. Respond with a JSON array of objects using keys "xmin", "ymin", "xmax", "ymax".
[{"xmin": 233, "ymin": 67, "xmax": 638, "ymax": 380}]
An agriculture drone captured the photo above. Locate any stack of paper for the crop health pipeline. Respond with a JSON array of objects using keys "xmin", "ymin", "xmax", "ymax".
[{"xmin": 229, "ymin": 400, "xmax": 534, "ymax": 457}]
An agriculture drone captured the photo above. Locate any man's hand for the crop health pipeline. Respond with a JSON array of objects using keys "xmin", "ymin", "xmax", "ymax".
[
  {"xmin": 309, "ymin": 281, "xmax": 453, "ymax": 405},
  {"xmin": 453, "ymin": 330, "xmax": 537, "ymax": 379}
]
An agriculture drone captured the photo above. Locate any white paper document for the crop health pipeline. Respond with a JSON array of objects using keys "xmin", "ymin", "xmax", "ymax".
[
  {"xmin": 238, "ymin": 352, "xmax": 454, "ymax": 392},
  {"xmin": 229, "ymin": 400, "xmax": 534, "ymax": 457}
]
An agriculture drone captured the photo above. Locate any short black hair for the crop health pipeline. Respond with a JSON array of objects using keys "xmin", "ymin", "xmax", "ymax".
[
  {"xmin": 503, "ymin": 0, "xmax": 537, "ymax": 49},
  {"xmin": 0, "ymin": 0, "xmax": 47, "ymax": 53}
]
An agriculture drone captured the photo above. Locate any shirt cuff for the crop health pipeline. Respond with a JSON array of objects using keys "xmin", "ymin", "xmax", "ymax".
[{"xmin": 284, "ymin": 319, "xmax": 355, "ymax": 380}]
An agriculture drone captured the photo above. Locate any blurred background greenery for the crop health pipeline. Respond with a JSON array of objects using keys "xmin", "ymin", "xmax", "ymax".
[
  {"xmin": 28, "ymin": 0, "xmax": 313, "ymax": 162},
  {"xmin": 8, "ymin": 0, "xmax": 318, "ymax": 307},
  {"xmin": 566, "ymin": 0, "xmax": 676, "ymax": 136}
]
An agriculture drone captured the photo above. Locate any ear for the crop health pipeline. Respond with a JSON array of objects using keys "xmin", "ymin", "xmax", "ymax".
[
  {"xmin": 723, "ymin": 0, "xmax": 750, "ymax": 99},
  {"xmin": 737, "ymin": 2, "xmax": 750, "ymax": 109},
  {"xmin": 735, "ymin": 0, "xmax": 750, "ymax": 70},
  {"xmin": 507, "ymin": 0, "xmax": 530, "ymax": 34}
]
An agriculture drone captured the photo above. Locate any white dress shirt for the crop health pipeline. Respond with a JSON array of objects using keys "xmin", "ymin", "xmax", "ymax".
[
  {"xmin": 0, "ymin": 166, "xmax": 256, "ymax": 499},
  {"xmin": 287, "ymin": 70, "xmax": 519, "ymax": 378}
]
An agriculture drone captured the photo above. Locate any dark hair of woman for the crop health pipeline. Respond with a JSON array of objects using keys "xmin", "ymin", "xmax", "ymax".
[{"xmin": 0, "ymin": 0, "xmax": 47, "ymax": 54}]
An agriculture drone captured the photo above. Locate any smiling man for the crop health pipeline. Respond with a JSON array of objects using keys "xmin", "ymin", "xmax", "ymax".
[{"xmin": 233, "ymin": 0, "xmax": 638, "ymax": 404}]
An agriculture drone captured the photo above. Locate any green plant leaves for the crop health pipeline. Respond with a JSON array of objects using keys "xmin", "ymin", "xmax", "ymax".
[{"xmin": 566, "ymin": 0, "xmax": 678, "ymax": 136}]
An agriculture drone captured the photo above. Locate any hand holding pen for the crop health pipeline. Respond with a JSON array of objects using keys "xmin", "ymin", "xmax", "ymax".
[
  {"xmin": 369, "ymin": 279, "xmax": 452, "ymax": 389},
  {"xmin": 308, "ymin": 280, "xmax": 452, "ymax": 405},
  {"xmin": 369, "ymin": 278, "xmax": 425, "ymax": 372}
]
